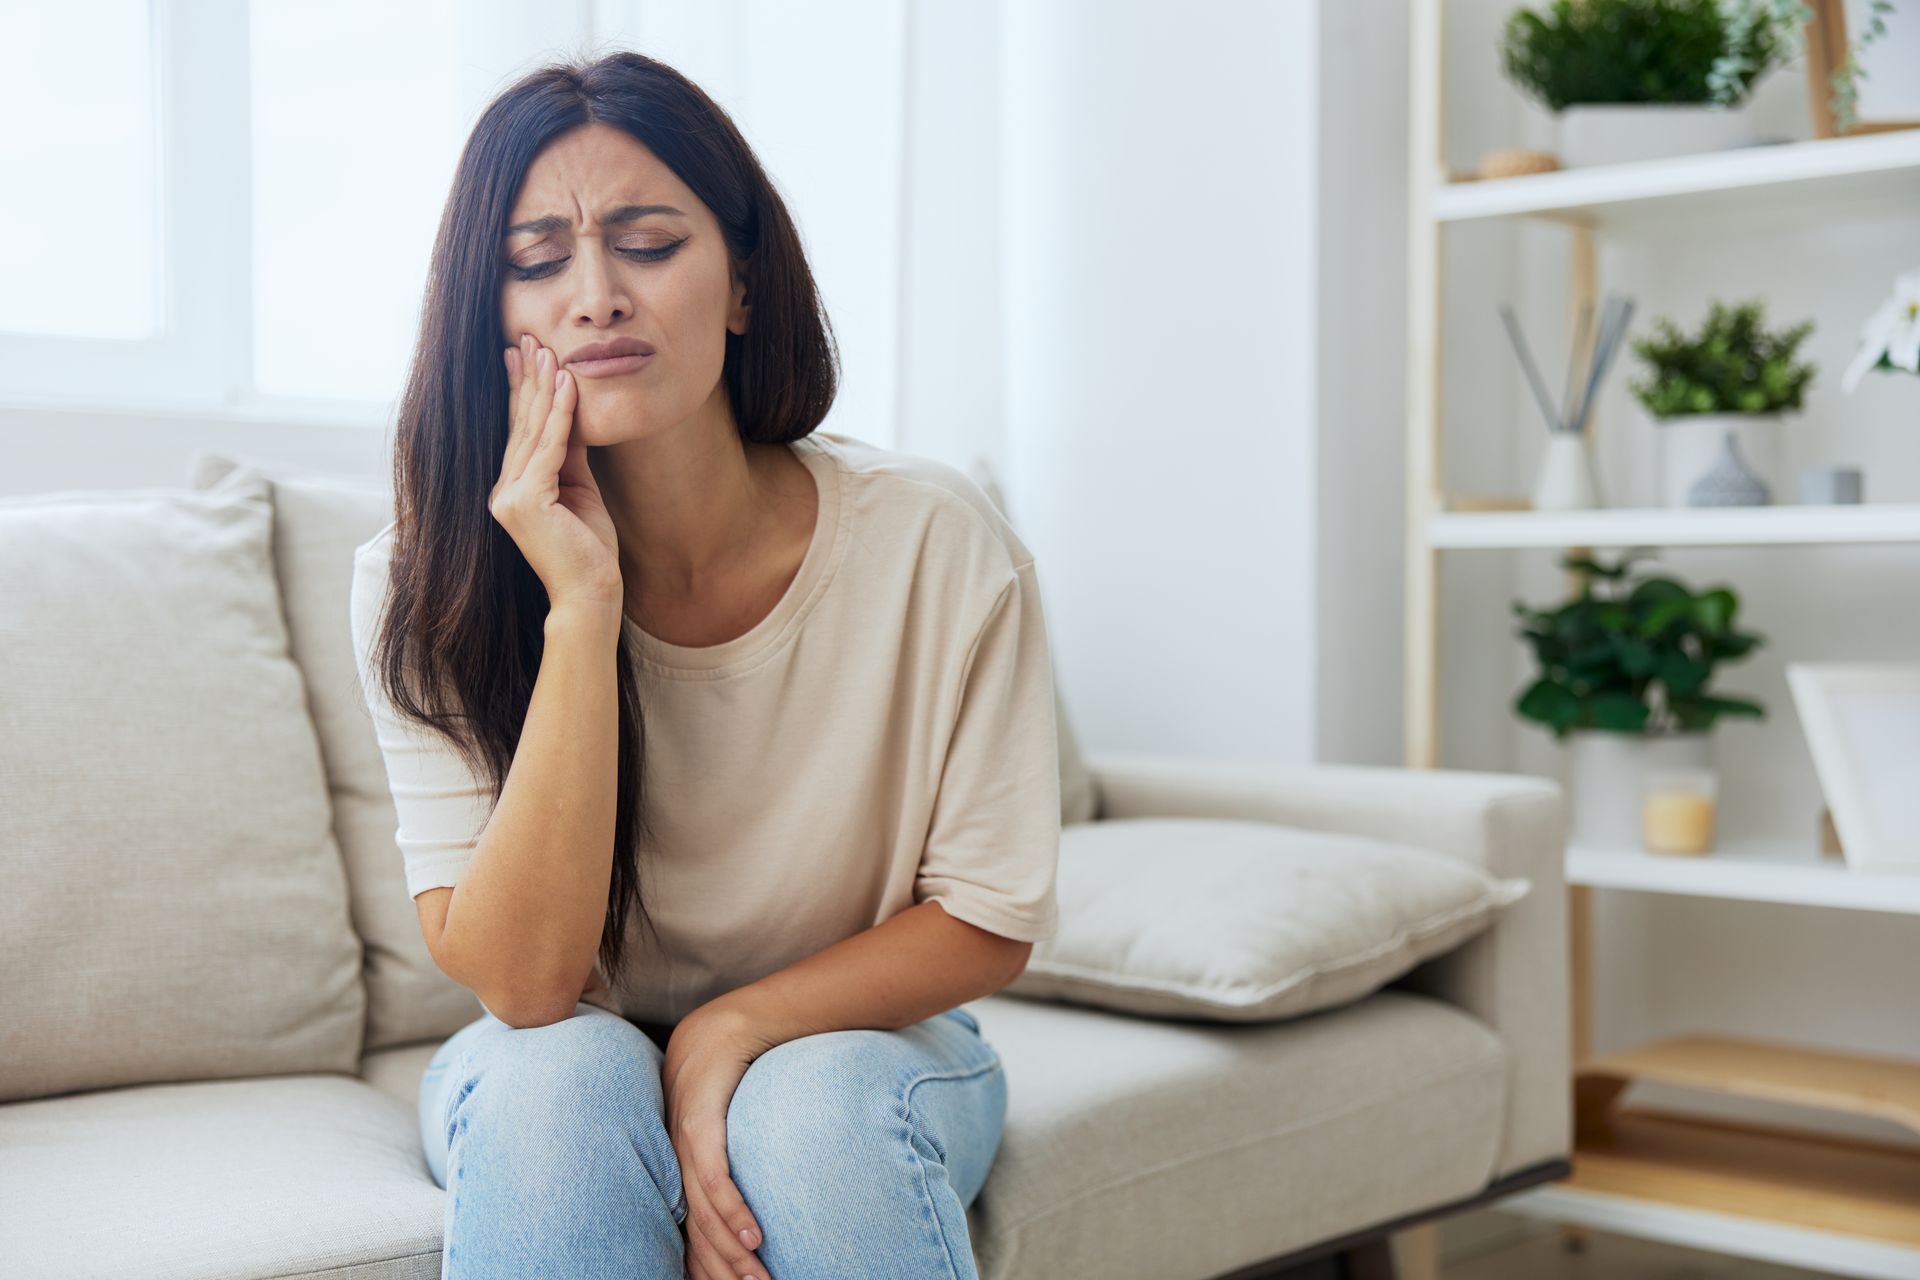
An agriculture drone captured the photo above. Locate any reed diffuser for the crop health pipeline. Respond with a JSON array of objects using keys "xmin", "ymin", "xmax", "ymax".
[{"xmin": 1501, "ymin": 292, "xmax": 1635, "ymax": 510}]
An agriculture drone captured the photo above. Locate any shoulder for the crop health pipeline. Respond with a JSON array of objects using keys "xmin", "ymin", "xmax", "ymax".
[
  {"xmin": 807, "ymin": 431, "xmax": 1033, "ymax": 581},
  {"xmin": 348, "ymin": 519, "xmax": 401, "ymax": 649},
  {"xmin": 353, "ymin": 518, "xmax": 399, "ymax": 567}
]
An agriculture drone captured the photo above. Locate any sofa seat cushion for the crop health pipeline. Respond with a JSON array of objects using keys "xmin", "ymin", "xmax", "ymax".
[
  {"xmin": 359, "ymin": 1037, "xmax": 441, "ymax": 1111},
  {"xmin": 961, "ymin": 988, "xmax": 1507, "ymax": 1280},
  {"xmin": 0, "ymin": 1074, "xmax": 442, "ymax": 1280}
]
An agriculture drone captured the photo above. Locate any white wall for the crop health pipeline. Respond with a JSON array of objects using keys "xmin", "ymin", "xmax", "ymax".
[{"xmin": 995, "ymin": 0, "xmax": 1328, "ymax": 762}]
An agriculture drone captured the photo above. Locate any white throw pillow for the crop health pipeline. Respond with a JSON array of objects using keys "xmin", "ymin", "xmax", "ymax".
[{"xmin": 1004, "ymin": 816, "xmax": 1532, "ymax": 1021}]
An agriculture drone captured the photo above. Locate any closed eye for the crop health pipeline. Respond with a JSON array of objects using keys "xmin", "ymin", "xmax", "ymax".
[{"xmin": 506, "ymin": 240, "xmax": 685, "ymax": 282}]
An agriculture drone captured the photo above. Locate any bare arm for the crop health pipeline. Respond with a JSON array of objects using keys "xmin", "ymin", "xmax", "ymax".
[{"xmin": 427, "ymin": 599, "xmax": 623, "ymax": 1028}]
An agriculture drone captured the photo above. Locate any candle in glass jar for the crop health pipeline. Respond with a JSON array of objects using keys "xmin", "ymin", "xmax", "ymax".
[{"xmin": 1642, "ymin": 787, "xmax": 1715, "ymax": 855}]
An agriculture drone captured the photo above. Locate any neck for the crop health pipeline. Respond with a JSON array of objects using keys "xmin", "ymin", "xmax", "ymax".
[{"xmin": 588, "ymin": 386, "xmax": 783, "ymax": 600}]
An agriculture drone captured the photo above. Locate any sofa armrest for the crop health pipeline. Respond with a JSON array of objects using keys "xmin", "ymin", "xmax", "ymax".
[{"xmin": 1082, "ymin": 750, "xmax": 1572, "ymax": 1180}]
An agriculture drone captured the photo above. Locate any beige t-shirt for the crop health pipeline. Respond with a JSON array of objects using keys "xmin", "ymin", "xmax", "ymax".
[{"xmin": 348, "ymin": 429, "xmax": 1062, "ymax": 1025}]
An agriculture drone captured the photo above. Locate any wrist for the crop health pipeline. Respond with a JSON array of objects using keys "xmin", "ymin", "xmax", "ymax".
[{"xmin": 545, "ymin": 595, "xmax": 624, "ymax": 641}]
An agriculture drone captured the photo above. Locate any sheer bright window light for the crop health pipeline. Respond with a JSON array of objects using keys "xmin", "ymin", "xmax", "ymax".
[
  {"xmin": 249, "ymin": 0, "xmax": 465, "ymax": 403},
  {"xmin": 0, "ymin": 0, "xmax": 159, "ymax": 339}
]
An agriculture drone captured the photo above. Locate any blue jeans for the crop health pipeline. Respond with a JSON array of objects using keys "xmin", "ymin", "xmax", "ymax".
[{"xmin": 417, "ymin": 1000, "xmax": 1008, "ymax": 1279}]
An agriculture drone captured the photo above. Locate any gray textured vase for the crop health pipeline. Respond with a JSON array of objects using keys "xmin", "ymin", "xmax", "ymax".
[{"xmin": 1687, "ymin": 428, "xmax": 1771, "ymax": 506}]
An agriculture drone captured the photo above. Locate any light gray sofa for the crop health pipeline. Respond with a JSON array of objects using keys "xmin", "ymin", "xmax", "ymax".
[{"xmin": 0, "ymin": 457, "xmax": 1571, "ymax": 1280}]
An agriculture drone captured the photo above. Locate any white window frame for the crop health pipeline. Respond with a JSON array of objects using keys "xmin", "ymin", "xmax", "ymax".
[{"xmin": 0, "ymin": 1, "xmax": 314, "ymax": 422}]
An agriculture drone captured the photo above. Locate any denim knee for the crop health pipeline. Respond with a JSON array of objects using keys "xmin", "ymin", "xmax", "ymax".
[
  {"xmin": 441, "ymin": 1008, "xmax": 686, "ymax": 1221},
  {"xmin": 724, "ymin": 1029, "xmax": 906, "ymax": 1166}
]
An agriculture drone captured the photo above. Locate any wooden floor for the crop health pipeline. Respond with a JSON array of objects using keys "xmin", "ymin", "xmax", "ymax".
[{"xmin": 1438, "ymin": 1210, "xmax": 1847, "ymax": 1279}]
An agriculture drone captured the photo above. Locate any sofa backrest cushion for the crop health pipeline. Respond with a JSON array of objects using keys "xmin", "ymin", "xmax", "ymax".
[
  {"xmin": 0, "ymin": 467, "xmax": 365, "ymax": 1103},
  {"xmin": 188, "ymin": 454, "xmax": 484, "ymax": 1051}
]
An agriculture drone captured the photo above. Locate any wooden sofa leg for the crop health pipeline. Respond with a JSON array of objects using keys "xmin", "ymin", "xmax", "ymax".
[{"xmin": 1337, "ymin": 1221, "xmax": 1437, "ymax": 1280}]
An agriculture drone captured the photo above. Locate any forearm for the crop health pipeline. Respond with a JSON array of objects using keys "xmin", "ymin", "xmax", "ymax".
[
  {"xmin": 444, "ymin": 599, "xmax": 623, "ymax": 1024},
  {"xmin": 695, "ymin": 900, "xmax": 1032, "ymax": 1049}
]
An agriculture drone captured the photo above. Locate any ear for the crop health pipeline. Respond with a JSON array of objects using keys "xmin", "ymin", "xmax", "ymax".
[{"xmin": 728, "ymin": 254, "xmax": 753, "ymax": 335}]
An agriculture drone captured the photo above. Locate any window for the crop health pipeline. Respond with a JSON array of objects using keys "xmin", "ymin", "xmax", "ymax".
[{"xmin": 0, "ymin": 0, "xmax": 904, "ymax": 448}]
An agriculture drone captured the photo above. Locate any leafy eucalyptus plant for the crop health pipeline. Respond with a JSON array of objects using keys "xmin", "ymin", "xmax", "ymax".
[
  {"xmin": 1512, "ymin": 549, "xmax": 1767, "ymax": 739},
  {"xmin": 1629, "ymin": 299, "xmax": 1817, "ymax": 417}
]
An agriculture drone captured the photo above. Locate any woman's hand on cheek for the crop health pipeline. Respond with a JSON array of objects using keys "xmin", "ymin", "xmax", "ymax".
[{"xmin": 661, "ymin": 1007, "xmax": 772, "ymax": 1280}]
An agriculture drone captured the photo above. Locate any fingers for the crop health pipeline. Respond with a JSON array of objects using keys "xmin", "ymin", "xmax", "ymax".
[
  {"xmin": 511, "ymin": 338, "xmax": 559, "ymax": 487},
  {"xmin": 527, "ymin": 364, "xmax": 577, "ymax": 482},
  {"xmin": 501, "ymin": 333, "xmax": 556, "ymax": 487},
  {"xmin": 499, "ymin": 334, "xmax": 533, "ymax": 483},
  {"xmin": 698, "ymin": 1162, "xmax": 764, "ymax": 1259},
  {"xmin": 680, "ymin": 1128, "xmax": 765, "ymax": 1280}
]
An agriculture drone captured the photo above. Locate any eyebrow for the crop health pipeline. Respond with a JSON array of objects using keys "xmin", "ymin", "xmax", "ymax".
[{"xmin": 504, "ymin": 204, "xmax": 688, "ymax": 237}]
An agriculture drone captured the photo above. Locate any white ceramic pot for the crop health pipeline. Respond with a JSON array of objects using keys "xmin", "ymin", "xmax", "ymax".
[
  {"xmin": 1656, "ymin": 412, "xmax": 1787, "ymax": 507},
  {"xmin": 1556, "ymin": 103, "xmax": 1756, "ymax": 168},
  {"xmin": 1565, "ymin": 729, "xmax": 1713, "ymax": 849},
  {"xmin": 1531, "ymin": 431, "xmax": 1603, "ymax": 510}
]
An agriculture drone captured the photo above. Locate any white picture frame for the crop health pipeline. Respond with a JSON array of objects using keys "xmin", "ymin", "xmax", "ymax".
[{"xmin": 1785, "ymin": 662, "xmax": 1920, "ymax": 871}]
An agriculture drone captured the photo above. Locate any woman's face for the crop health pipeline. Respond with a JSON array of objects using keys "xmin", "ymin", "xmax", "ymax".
[{"xmin": 498, "ymin": 122, "xmax": 748, "ymax": 448}]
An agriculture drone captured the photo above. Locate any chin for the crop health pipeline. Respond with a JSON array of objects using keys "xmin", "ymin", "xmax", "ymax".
[{"xmin": 573, "ymin": 389, "xmax": 663, "ymax": 447}]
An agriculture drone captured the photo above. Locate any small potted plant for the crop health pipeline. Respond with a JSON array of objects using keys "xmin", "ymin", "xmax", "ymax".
[
  {"xmin": 1513, "ymin": 549, "xmax": 1766, "ymax": 848},
  {"xmin": 1630, "ymin": 299, "xmax": 1816, "ymax": 506},
  {"xmin": 1501, "ymin": 0, "xmax": 1783, "ymax": 166}
]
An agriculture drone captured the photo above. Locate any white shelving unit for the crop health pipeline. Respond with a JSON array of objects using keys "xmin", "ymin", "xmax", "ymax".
[
  {"xmin": 1402, "ymin": 5, "xmax": 1920, "ymax": 1277},
  {"xmin": 1430, "ymin": 502, "xmax": 1920, "ymax": 548}
]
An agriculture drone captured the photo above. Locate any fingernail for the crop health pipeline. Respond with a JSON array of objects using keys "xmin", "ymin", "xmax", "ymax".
[
  {"xmin": 538, "ymin": 347, "xmax": 551, "ymax": 371},
  {"xmin": 739, "ymin": 1228, "xmax": 757, "ymax": 1248},
  {"xmin": 557, "ymin": 369, "xmax": 570, "ymax": 390}
]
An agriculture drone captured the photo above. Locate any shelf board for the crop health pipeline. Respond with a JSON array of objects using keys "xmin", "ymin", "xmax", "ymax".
[
  {"xmin": 1567, "ymin": 838, "xmax": 1920, "ymax": 914},
  {"xmin": 1501, "ymin": 1107, "xmax": 1920, "ymax": 1280},
  {"xmin": 1431, "ymin": 130, "xmax": 1920, "ymax": 227},
  {"xmin": 1428, "ymin": 502, "xmax": 1920, "ymax": 549},
  {"xmin": 1576, "ymin": 1034, "xmax": 1920, "ymax": 1137}
]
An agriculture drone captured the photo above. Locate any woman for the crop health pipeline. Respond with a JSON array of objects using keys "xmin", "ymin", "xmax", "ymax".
[{"xmin": 347, "ymin": 48, "xmax": 1064, "ymax": 1280}]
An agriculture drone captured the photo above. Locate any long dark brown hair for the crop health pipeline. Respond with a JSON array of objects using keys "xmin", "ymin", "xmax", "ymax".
[{"xmin": 365, "ymin": 49, "xmax": 840, "ymax": 989}]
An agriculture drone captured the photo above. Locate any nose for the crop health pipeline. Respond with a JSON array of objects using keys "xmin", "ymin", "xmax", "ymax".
[{"xmin": 569, "ymin": 241, "xmax": 631, "ymax": 328}]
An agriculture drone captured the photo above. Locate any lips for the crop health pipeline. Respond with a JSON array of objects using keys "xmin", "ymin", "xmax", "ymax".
[{"xmin": 566, "ymin": 336, "xmax": 656, "ymax": 365}]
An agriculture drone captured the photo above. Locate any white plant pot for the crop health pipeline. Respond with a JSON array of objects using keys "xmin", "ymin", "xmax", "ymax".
[
  {"xmin": 1532, "ymin": 430, "xmax": 1603, "ymax": 510},
  {"xmin": 1556, "ymin": 103, "xmax": 1756, "ymax": 168},
  {"xmin": 1566, "ymin": 729, "xmax": 1713, "ymax": 849},
  {"xmin": 1656, "ymin": 412, "xmax": 1787, "ymax": 507}
]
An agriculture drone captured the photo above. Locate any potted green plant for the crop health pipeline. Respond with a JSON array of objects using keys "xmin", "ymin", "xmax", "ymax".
[
  {"xmin": 1501, "ymin": 0, "xmax": 1782, "ymax": 166},
  {"xmin": 1499, "ymin": 0, "xmax": 1895, "ymax": 167},
  {"xmin": 1630, "ymin": 299, "xmax": 1816, "ymax": 506},
  {"xmin": 1513, "ymin": 549, "xmax": 1766, "ymax": 847}
]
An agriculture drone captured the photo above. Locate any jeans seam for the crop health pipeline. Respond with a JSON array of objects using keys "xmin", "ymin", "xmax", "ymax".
[{"xmin": 899, "ymin": 1057, "xmax": 1002, "ymax": 1280}]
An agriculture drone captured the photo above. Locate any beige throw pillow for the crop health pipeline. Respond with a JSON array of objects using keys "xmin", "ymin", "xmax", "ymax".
[
  {"xmin": 1004, "ymin": 816, "xmax": 1531, "ymax": 1022},
  {"xmin": 0, "ymin": 467, "xmax": 365, "ymax": 1103}
]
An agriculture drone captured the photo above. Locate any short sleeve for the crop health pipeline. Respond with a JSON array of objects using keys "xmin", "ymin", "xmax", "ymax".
[
  {"xmin": 348, "ymin": 532, "xmax": 494, "ymax": 899},
  {"xmin": 915, "ymin": 558, "xmax": 1063, "ymax": 943}
]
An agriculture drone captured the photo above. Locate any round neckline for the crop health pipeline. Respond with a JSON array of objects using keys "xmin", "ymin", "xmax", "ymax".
[{"xmin": 620, "ymin": 434, "xmax": 846, "ymax": 678}]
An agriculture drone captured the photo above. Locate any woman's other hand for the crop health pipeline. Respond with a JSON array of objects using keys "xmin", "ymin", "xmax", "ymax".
[
  {"xmin": 490, "ymin": 334, "xmax": 622, "ymax": 615},
  {"xmin": 662, "ymin": 1006, "xmax": 772, "ymax": 1280}
]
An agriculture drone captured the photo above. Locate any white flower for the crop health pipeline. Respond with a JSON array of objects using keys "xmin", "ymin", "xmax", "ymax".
[{"xmin": 1842, "ymin": 267, "xmax": 1920, "ymax": 394}]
